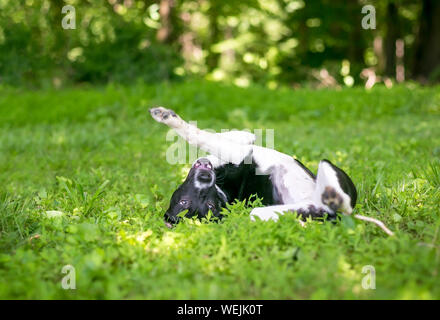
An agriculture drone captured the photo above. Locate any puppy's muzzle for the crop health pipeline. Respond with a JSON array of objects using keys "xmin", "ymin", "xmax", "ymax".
[{"xmin": 194, "ymin": 159, "xmax": 214, "ymax": 183}]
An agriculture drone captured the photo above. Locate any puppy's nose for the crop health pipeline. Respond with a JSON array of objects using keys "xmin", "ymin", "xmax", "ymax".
[{"xmin": 193, "ymin": 158, "xmax": 213, "ymax": 170}]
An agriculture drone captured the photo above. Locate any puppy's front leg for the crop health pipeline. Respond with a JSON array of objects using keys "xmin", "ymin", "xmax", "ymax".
[{"xmin": 150, "ymin": 107, "xmax": 252, "ymax": 165}]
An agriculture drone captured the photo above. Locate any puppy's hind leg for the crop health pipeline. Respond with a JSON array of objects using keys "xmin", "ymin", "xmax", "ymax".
[
  {"xmin": 312, "ymin": 160, "xmax": 357, "ymax": 215},
  {"xmin": 149, "ymin": 106, "xmax": 253, "ymax": 165}
]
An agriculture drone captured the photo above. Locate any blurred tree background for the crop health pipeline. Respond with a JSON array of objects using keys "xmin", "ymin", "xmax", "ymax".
[{"xmin": 0, "ymin": 0, "xmax": 438, "ymax": 88}]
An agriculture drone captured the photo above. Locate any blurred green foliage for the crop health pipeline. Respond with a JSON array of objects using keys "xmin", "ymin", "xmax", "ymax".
[
  {"xmin": 0, "ymin": 0, "xmax": 435, "ymax": 87},
  {"xmin": 0, "ymin": 0, "xmax": 181, "ymax": 86}
]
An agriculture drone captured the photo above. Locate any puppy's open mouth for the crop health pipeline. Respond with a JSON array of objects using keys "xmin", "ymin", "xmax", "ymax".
[{"xmin": 196, "ymin": 169, "xmax": 213, "ymax": 182}]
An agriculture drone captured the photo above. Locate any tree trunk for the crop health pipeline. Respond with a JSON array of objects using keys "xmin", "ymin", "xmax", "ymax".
[
  {"xmin": 348, "ymin": 2, "xmax": 364, "ymax": 65},
  {"xmin": 384, "ymin": 2, "xmax": 398, "ymax": 78},
  {"xmin": 206, "ymin": 6, "xmax": 220, "ymax": 72},
  {"xmin": 412, "ymin": 0, "xmax": 440, "ymax": 82},
  {"xmin": 157, "ymin": 0, "xmax": 175, "ymax": 44}
]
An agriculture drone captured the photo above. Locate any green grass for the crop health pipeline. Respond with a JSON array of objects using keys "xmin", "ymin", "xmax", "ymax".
[{"xmin": 0, "ymin": 81, "xmax": 439, "ymax": 299}]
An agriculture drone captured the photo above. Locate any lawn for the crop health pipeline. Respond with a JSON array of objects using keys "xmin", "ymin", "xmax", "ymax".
[{"xmin": 0, "ymin": 81, "xmax": 439, "ymax": 299}]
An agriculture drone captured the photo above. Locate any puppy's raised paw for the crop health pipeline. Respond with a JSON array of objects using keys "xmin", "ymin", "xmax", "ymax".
[{"xmin": 149, "ymin": 106, "xmax": 180, "ymax": 127}]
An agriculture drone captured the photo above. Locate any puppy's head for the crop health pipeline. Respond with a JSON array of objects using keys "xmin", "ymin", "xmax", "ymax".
[{"xmin": 164, "ymin": 158, "xmax": 227, "ymax": 227}]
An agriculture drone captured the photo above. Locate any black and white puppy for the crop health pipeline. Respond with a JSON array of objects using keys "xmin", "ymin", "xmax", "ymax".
[{"xmin": 150, "ymin": 107, "xmax": 357, "ymax": 227}]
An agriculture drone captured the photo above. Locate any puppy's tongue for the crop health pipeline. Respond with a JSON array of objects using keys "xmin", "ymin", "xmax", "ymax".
[{"xmin": 165, "ymin": 222, "xmax": 173, "ymax": 229}]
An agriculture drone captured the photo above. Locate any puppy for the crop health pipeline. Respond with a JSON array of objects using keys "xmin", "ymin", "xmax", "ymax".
[{"xmin": 150, "ymin": 107, "xmax": 357, "ymax": 227}]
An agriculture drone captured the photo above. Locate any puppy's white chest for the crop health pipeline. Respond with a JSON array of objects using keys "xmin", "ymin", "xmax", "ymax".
[{"xmin": 271, "ymin": 161, "xmax": 316, "ymax": 204}]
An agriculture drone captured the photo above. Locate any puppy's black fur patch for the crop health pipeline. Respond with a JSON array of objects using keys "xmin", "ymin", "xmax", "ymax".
[{"xmin": 214, "ymin": 160, "xmax": 281, "ymax": 206}]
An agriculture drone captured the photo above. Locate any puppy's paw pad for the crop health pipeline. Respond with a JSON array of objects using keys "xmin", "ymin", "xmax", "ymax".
[
  {"xmin": 149, "ymin": 106, "xmax": 178, "ymax": 123},
  {"xmin": 321, "ymin": 186, "xmax": 343, "ymax": 212}
]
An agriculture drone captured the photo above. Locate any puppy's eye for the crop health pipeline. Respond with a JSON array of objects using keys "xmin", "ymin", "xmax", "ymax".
[
  {"xmin": 206, "ymin": 163, "xmax": 212, "ymax": 170},
  {"xmin": 207, "ymin": 202, "xmax": 215, "ymax": 210},
  {"xmin": 194, "ymin": 162, "xmax": 201, "ymax": 168},
  {"xmin": 179, "ymin": 199, "xmax": 189, "ymax": 206}
]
